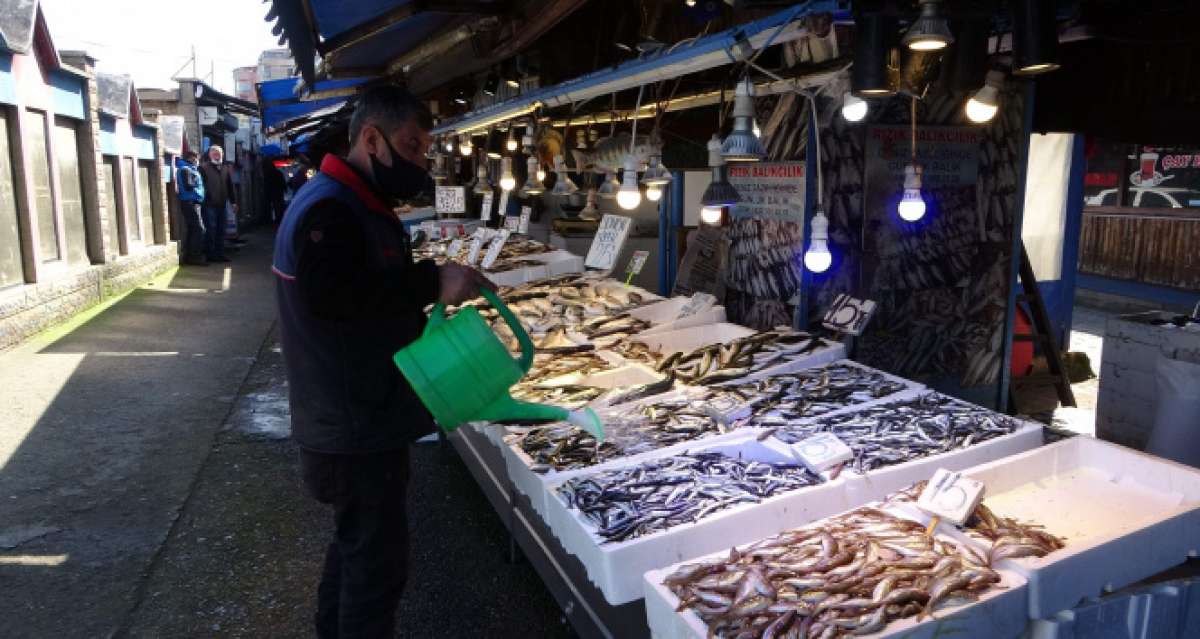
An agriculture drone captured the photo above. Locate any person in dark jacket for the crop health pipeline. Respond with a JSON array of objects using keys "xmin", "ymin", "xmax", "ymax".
[
  {"xmin": 273, "ymin": 85, "xmax": 492, "ymax": 639},
  {"xmin": 199, "ymin": 145, "xmax": 237, "ymax": 262},
  {"xmin": 174, "ymin": 151, "xmax": 206, "ymax": 266},
  {"xmin": 261, "ymin": 156, "xmax": 286, "ymax": 224}
]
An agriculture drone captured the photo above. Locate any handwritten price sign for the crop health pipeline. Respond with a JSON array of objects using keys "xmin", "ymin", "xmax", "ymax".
[
  {"xmin": 435, "ymin": 186, "xmax": 466, "ymax": 214},
  {"xmin": 584, "ymin": 214, "xmax": 632, "ymax": 271}
]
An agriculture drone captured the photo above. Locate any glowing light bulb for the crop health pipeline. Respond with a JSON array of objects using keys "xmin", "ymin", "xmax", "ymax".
[
  {"xmin": 841, "ymin": 92, "xmax": 868, "ymax": 122},
  {"xmin": 505, "ymin": 127, "xmax": 518, "ymax": 152},
  {"xmin": 499, "ymin": 157, "xmax": 516, "ymax": 191},
  {"xmin": 965, "ymin": 70, "xmax": 1004, "ymax": 124},
  {"xmin": 536, "ymin": 167, "xmax": 546, "ymax": 181},
  {"xmin": 444, "ymin": 139, "xmax": 454, "ymax": 152},
  {"xmin": 646, "ymin": 185, "xmax": 662, "ymax": 202},
  {"xmin": 897, "ymin": 164, "xmax": 926, "ymax": 221},
  {"xmin": 752, "ymin": 120, "xmax": 761, "ymax": 138},
  {"xmin": 616, "ymin": 158, "xmax": 641, "ymax": 210},
  {"xmin": 459, "ymin": 135, "xmax": 473, "ymax": 156},
  {"xmin": 700, "ymin": 206, "xmax": 723, "ymax": 225},
  {"xmin": 803, "ymin": 206, "xmax": 832, "ymax": 273}
]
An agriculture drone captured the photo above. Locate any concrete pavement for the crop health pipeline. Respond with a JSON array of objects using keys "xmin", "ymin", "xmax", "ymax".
[{"xmin": 0, "ymin": 231, "xmax": 566, "ymax": 637}]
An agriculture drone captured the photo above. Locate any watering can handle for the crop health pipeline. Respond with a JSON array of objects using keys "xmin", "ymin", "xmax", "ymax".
[
  {"xmin": 424, "ymin": 303, "xmax": 448, "ymax": 334},
  {"xmin": 481, "ymin": 288, "xmax": 535, "ymax": 373}
]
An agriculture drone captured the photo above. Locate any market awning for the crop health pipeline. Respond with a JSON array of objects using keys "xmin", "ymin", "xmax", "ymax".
[
  {"xmin": 431, "ymin": 1, "xmax": 848, "ymax": 135},
  {"xmin": 257, "ymin": 76, "xmax": 372, "ymax": 131},
  {"xmin": 265, "ymin": 0, "xmax": 509, "ymax": 85}
]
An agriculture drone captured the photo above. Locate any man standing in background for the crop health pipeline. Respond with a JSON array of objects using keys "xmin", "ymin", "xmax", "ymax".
[
  {"xmin": 199, "ymin": 145, "xmax": 237, "ymax": 262},
  {"xmin": 174, "ymin": 151, "xmax": 207, "ymax": 266}
]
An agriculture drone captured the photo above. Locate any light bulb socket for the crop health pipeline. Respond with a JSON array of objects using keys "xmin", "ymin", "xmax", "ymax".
[
  {"xmin": 641, "ymin": 155, "xmax": 672, "ymax": 186},
  {"xmin": 809, "ymin": 205, "xmax": 829, "ymax": 241},
  {"xmin": 904, "ymin": 163, "xmax": 923, "ymax": 190},
  {"xmin": 1012, "ymin": 0, "xmax": 1061, "ymax": 75},
  {"xmin": 550, "ymin": 155, "xmax": 579, "ymax": 195},
  {"xmin": 851, "ymin": 13, "xmax": 899, "ymax": 97},
  {"xmin": 521, "ymin": 156, "xmax": 544, "ymax": 195}
]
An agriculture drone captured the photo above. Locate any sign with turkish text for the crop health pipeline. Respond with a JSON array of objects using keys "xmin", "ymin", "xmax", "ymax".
[
  {"xmin": 518, "ymin": 206, "xmax": 532, "ymax": 235},
  {"xmin": 481, "ymin": 230, "xmax": 511, "ymax": 269},
  {"xmin": 435, "ymin": 186, "xmax": 466, "ymax": 214},
  {"xmin": 584, "ymin": 214, "xmax": 632, "ymax": 271},
  {"xmin": 727, "ymin": 162, "xmax": 806, "ymax": 222},
  {"xmin": 480, "ymin": 192, "xmax": 493, "ymax": 221}
]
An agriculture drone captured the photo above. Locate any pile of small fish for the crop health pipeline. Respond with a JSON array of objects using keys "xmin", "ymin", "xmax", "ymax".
[
  {"xmin": 655, "ymin": 329, "xmax": 831, "ymax": 385},
  {"xmin": 509, "ymin": 352, "xmax": 675, "ymax": 411},
  {"xmin": 413, "ymin": 235, "xmax": 554, "ymax": 268},
  {"xmin": 474, "ymin": 274, "xmax": 654, "ymax": 351},
  {"xmin": 558, "ymin": 452, "xmax": 822, "ymax": 543},
  {"xmin": 884, "ymin": 482, "xmax": 1066, "ymax": 565},
  {"xmin": 664, "ymin": 507, "xmax": 1005, "ymax": 638},
  {"xmin": 718, "ymin": 363, "xmax": 909, "ymax": 426},
  {"xmin": 771, "ymin": 393, "xmax": 1021, "ymax": 474}
]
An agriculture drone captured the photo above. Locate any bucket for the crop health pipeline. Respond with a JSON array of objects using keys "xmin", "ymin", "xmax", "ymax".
[{"xmin": 394, "ymin": 288, "xmax": 604, "ymax": 439}]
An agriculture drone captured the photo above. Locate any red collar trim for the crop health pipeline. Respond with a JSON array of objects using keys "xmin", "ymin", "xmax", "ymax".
[{"xmin": 319, "ymin": 155, "xmax": 393, "ymax": 216}]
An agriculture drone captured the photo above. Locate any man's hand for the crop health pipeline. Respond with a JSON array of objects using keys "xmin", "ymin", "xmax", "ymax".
[{"xmin": 437, "ymin": 263, "xmax": 496, "ymax": 305}]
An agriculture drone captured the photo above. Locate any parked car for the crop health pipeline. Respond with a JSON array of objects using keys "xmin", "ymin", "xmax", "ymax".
[{"xmin": 1086, "ymin": 187, "xmax": 1200, "ymax": 208}]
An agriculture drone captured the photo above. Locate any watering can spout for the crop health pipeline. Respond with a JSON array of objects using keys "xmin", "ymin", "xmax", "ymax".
[{"xmin": 477, "ymin": 394, "xmax": 605, "ymax": 442}]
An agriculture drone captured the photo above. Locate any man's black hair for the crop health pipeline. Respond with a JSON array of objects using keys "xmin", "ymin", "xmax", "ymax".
[{"xmin": 348, "ymin": 85, "xmax": 433, "ymax": 145}]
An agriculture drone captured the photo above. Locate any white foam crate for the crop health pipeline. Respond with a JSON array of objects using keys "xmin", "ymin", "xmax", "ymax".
[
  {"xmin": 527, "ymin": 249, "xmax": 585, "ymax": 277},
  {"xmin": 634, "ymin": 322, "xmax": 757, "ymax": 355},
  {"xmin": 935, "ymin": 436, "xmax": 1200, "ymax": 619},
  {"xmin": 541, "ymin": 432, "xmax": 855, "ymax": 605},
  {"xmin": 628, "ymin": 297, "xmax": 728, "ymax": 333},
  {"xmin": 644, "ymin": 539, "xmax": 1030, "ymax": 639},
  {"xmin": 486, "ymin": 262, "xmax": 552, "ymax": 287}
]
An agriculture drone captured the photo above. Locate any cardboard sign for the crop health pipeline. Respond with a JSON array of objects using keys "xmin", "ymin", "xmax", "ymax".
[
  {"xmin": 518, "ymin": 206, "xmax": 532, "ymax": 235},
  {"xmin": 480, "ymin": 192, "xmax": 494, "ymax": 221},
  {"xmin": 625, "ymin": 250, "xmax": 649, "ymax": 278},
  {"xmin": 481, "ymin": 230, "xmax": 511, "ymax": 269},
  {"xmin": 790, "ymin": 433, "xmax": 854, "ymax": 473},
  {"xmin": 446, "ymin": 238, "xmax": 464, "ymax": 259},
  {"xmin": 822, "ymin": 294, "xmax": 878, "ymax": 336},
  {"xmin": 916, "ymin": 469, "xmax": 986, "ymax": 526},
  {"xmin": 466, "ymin": 237, "xmax": 484, "ymax": 265},
  {"xmin": 584, "ymin": 214, "xmax": 633, "ymax": 271},
  {"xmin": 435, "ymin": 186, "xmax": 466, "ymax": 214},
  {"xmin": 676, "ymin": 292, "xmax": 717, "ymax": 320},
  {"xmin": 672, "ymin": 226, "xmax": 727, "ymax": 299}
]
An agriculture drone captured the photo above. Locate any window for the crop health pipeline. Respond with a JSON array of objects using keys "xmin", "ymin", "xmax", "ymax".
[
  {"xmin": 55, "ymin": 117, "xmax": 91, "ymax": 266},
  {"xmin": 122, "ymin": 158, "xmax": 139, "ymax": 242},
  {"xmin": 25, "ymin": 110, "xmax": 59, "ymax": 262},
  {"xmin": 137, "ymin": 161, "xmax": 157, "ymax": 244},
  {"xmin": 0, "ymin": 109, "xmax": 23, "ymax": 287},
  {"xmin": 1084, "ymin": 139, "xmax": 1200, "ymax": 209},
  {"xmin": 101, "ymin": 156, "xmax": 121, "ymax": 254}
]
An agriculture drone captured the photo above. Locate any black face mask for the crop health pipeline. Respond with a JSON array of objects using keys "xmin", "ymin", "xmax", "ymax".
[{"xmin": 369, "ymin": 130, "xmax": 432, "ymax": 201}]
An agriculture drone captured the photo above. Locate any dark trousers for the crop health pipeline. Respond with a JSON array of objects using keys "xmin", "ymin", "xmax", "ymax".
[
  {"xmin": 180, "ymin": 200, "xmax": 205, "ymax": 260},
  {"xmin": 268, "ymin": 195, "xmax": 286, "ymax": 224},
  {"xmin": 202, "ymin": 204, "xmax": 226, "ymax": 259},
  {"xmin": 300, "ymin": 448, "xmax": 410, "ymax": 639}
]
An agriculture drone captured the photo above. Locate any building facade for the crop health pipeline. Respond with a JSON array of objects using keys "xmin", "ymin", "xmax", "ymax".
[
  {"xmin": 233, "ymin": 66, "xmax": 257, "ymax": 103},
  {"xmin": 0, "ymin": 7, "xmax": 174, "ymax": 351},
  {"xmin": 256, "ymin": 49, "xmax": 293, "ymax": 84}
]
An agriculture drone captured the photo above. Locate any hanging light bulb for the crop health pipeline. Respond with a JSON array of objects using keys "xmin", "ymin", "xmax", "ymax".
[
  {"xmin": 902, "ymin": 0, "xmax": 954, "ymax": 51},
  {"xmin": 430, "ymin": 154, "xmax": 448, "ymax": 182},
  {"xmin": 520, "ymin": 156, "xmax": 544, "ymax": 196},
  {"xmin": 803, "ymin": 205, "xmax": 832, "ymax": 273},
  {"xmin": 550, "ymin": 155, "xmax": 578, "ymax": 195},
  {"xmin": 700, "ymin": 206, "xmax": 724, "ymax": 226},
  {"xmin": 701, "ymin": 134, "xmax": 740, "ymax": 207},
  {"xmin": 646, "ymin": 185, "xmax": 662, "ymax": 202},
  {"xmin": 588, "ymin": 128, "xmax": 599, "ymax": 144},
  {"xmin": 505, "ymin": 126, "xmax": 518, "ymax": 152},
  {"xmin": 616, "ymin": 157, "xmax": 642, "ymax": 210},
  {"xmin": 472, "ymin": 160, "xmax": 491, "ymax": 195},
  {"xmin": 721, "ymin": 78, "xmax": 766, "ymax": 162},
  {"xmin": 499, "ymin": 157, "xmax": 516, "ymax": 191},
  {"xmin": 597, "ymin": 170, "xmax": 619, "ymax": 199},
  {"xmin": 521, "ymin": 123, "xmax": 534, "ymax": 152},
  {"xmin": 965, "ymin": 70, "xmax": 1004, "ymax": 124},
  {"xmin": 841, "ymin": 92, "xmax": 868, "ymax": 122},
  {"xmin": 575, "ymin": 129, "xmax": 588, "ymax": 150},
  {"xmin": 641, "ymin": 153, "xmax": 671, "ymax": 187},
  {"xmin": 459, "ymin": 134, "xmax": 473, "ymax": 157},
  {"xmin": 536, "ymin": 164, "xmax": 546, "ymax": 182},
  {"xmin": 444, "ymin": 137, "xmax": 455, "ymax": 153},
  {"xmin": 752, "ymin": 120, "xmax": 761, "ymax": 138},
  {"xmin": 898, "ymin": 163, "xmax": 926, "ymax": 222}
]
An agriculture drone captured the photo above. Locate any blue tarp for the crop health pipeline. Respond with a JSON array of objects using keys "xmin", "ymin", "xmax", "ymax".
[{"xmin": 257, "ymin": 76, "xmax": 370, "ymax": 130}]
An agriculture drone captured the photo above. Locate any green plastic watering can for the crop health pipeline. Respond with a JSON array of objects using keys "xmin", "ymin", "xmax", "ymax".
[{"xmin": 394, "ymin": 288, "xmax": 605, "ymax": 441}]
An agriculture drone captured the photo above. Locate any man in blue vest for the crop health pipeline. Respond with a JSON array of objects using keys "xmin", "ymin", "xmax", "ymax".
[
  {"xmin": 273, "ymin": 85, "xmax": 492, "ymax": 638},
  {"xmin": 174, "ymin": 151, "xmax": 206, "ymax": 266}
]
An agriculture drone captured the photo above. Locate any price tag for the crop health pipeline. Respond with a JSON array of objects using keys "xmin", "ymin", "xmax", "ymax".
[
  {"xmin": 584, "ymin": 214, "xmax": 633, "ymax": 271},
  {"xmin": 676, "ymin": 292, "xmax": 717, "ymax": 320},
  {"xmin": 466, "ymin": 237, "xmax": 484, "ymax": 265},
  {"xmin": 504, "ymin": 215, "xmax": 521, "ymax": 233},
  {"xmin": 480, "ymin": 193, "xmax": 494, "ymax": 221},
  {"xmin": 481, "ymin": 230, "xmax": 511, "ymax": 269},
  {"xmin": 789, "ymin": 433, "xmax": 854, "ymax": 473},
  {"xmin": 916, "ymin": 469, "xmax": 986, "ymax": 526},
  {"xmin": 625, "ymin": 250, "xmax": 650, "ymax": 277},
  {"xmin": 822, "ymin": 293, "xmax": 878, "ymax": 336},
  {"xmin": 518, "ymin": 206, "xmax": 532, "ymax": 234},
  {"xmin": 498, "ymin": 190, "xmax": 510, "ymax": 219},
  {"xmin": 435, "ymin": 186, "xmax": 466, "ymax": 214},
  {"xmin": 419, "ymin": 220, "xmax": 439, "ymax": 240},
  {"xmin": 446, "ymin": 238, "xmax": 464, "ymax": 259}
]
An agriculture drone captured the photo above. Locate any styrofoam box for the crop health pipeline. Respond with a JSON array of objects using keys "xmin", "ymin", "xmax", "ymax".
[
  {"xmin": 628, "ymin": 297, "xmax": 728, "ymax": 333},
  {"xmin": 542, "ymin": 432, "xmax": 856, "ymax": 605},
  {"xmin": 524, "ymin": 249, "xmax": 585, "ymax": 278},
  {"xmin": 644, "ymin": 538, "xmax": 1030, "ymax": 639},
  {"xmin": 934, "ymin": 436, "xmax": 1200, "ymax": 619},
  {"xmin": 634, "ymin": 322, "xmax": 757, "ymax": 355},
  {"xmin": 487, "ymin": 262, "xmax": 552, "ymax": 287}
]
